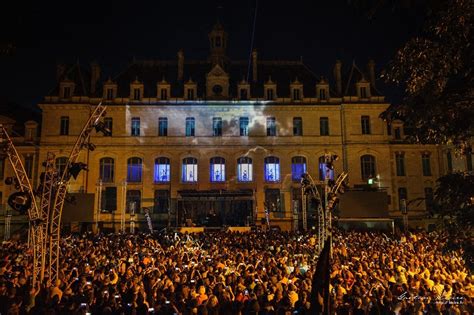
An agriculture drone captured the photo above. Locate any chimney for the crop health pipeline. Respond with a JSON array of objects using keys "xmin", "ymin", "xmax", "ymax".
[
  {"xmin": 368, "ymin": 59, "xmax": 376, "ymax": 89},
  {"xmin": 177, "ymin": 49, "xmax": 184, "ymax": 81},
  {"xmin": 56, "ymin": 63, "xmax": 66, "ymax": 81},
  {"xmin": 90, "ymin": 61, "xmax": 101, "ymax": 94},
  {"xmin": 252, "ymin": 49, "xmax": 258, "ymax": 82},
  {"xmin": 334, "ymin": 60, "xmax": 342, "ymax": 95}
]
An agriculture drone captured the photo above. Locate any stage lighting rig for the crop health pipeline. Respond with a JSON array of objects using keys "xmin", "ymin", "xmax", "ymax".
[
  {"xmin": 94, "ymin": 121, "xmax": 112, "ymax": 136},
  {"xmin": 324, "ymin": 154, "xmax": 339, "ymax": 170},
  {"xmin": 4, "ymin": 176, "xmax": 14, "ymax": 185},
  {"xmin": 82, "ymin": 142, "xmax": 96, "ymax": 151},
  {"xmin": 8, "ymin": 191, "xmax": 32, "ymax": 214},
  {"xmin": 68, "ymin": 162, "xmax": 88, "ymax": 179}
]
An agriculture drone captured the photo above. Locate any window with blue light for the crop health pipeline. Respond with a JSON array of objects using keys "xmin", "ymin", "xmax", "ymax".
[
  {"xmin": 131, "ymin": 117, "xmax": 140, "ymax": 136},
  {"xmin": 99, "ymin": 157, "xmax": 114, "ymax": 183},
  {"xmin": 158, "ymin": 117, "xmax": 168, "ymax": 136},
  {"xmin": 210, "ymin": 157, "xmax": 225, "ymax": 182},
  {"xmin": 291, "ymin": 156, "xmax": 307, "ymax": 181},
  {"xmin": 237, "ymin": 157, "xmax": 253, "ymax": 182},
  {"xmin": 266, "ymin": 117, "xmax": 276, "ymax": 136},
  {"xmin": 240, "ymin": 117, "xmax": 249, "ymax": 136},
  {"xmin": 264, "ymin": 156, "xmax": 280, "ymax": 182},
  {"xmin": 182, "ymin": 157, "xmax": 198, "ymax": 182},
  {"xmin": 212, "ymin": 117, "xmax": 222, "ymax": 136},
  {"xmin": 319, "ymin": 156, "xmax": 335, "ymax": 181},
  {"xmin": 154, "ymin": 157, "xmax": 170, "ymax": 182},
  {"xmin": 185, "ymin": 117, "xmax": 195, "ymax": 136},
  {"xmin": 127, "ymin": 157, "xmax": 142, "ymax": 182}
]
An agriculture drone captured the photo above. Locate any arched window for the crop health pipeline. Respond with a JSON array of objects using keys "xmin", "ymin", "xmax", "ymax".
[
  {"xmin": 291, "ymin": 156, "xmax": 306, "ymax": 181},
  {"xmin": 182, "ymin": 157, "xmax": 198, "ymax": 182},
  {"xmin": 264, "ymin": 156, "xmax": 280, "ymax": 182},
  {"xmin": 127, "ymin": 157, "xmax": 142, "ymax": 182},
  {"xmin": 99, "ymin": 157, "xmax": 114, "ymax": 182},
  {"xmin": 55, "ymin": 157, "xmax": 68, "ymax": 177},
  {"xmin": 318, "ymin": 156, "xmax": 335, "ymax": 181},
  {"xmin": 360, "ymin": 155, "xmax": 376, "ymax": 180},
  {"xmin": 210, "ymin": 157, "xmax": 225, "ymax": 182},
  {"xmin": 154, "ymin": 157, "xmax": 170, "ymax": 182},
  {"xmin": 237, "ymin": 157, "xmax": 252, "ymax": 182}
]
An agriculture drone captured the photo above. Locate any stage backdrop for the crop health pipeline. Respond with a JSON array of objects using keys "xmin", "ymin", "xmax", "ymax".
[
  {"xmin": 338, "ymin": 191, "xmax": 389, "ymax": 218},
  {"xmin": 61, "ymin": 193, "xmax": 95, "ymax": 223}
]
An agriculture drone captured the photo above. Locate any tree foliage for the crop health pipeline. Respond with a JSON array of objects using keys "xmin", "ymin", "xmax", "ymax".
[
  {"xmin": 381, "ymin": 0, "xmax": 474, "ymax": 152},
  {"xmin": 434, "ymin": 171, "xmax": 474, "ymax": 224}
]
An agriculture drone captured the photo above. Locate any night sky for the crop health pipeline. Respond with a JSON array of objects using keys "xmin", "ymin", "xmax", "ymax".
[{"xmin": 0, "ymin": 1, "xmax": 425, "ymax": 116}]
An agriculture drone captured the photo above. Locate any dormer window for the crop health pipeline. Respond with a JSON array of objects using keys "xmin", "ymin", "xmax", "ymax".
[
  {"xmin": 356, "ymin": 79, "xmax": 371, "ymax": 99},
  {"xmin": 187, "ymin": 89, "xmax": 194, "ymax": 100},
  {"xmin": 103, "ymin": 78, "xmax": 117, "ymax": 100},
  {"xmin": 157, "ymin": 78, "xmax": 171, "ymax": 101},
  {"xmin": 160, "ymin": 88, "xmax": 168, "ymax": 100},
  {"xmin": 290, "ymin": 78, "xmax": 303, "ymax": 101},
  {"xmin": 264, "ymin": 76, "xmax": 277, "ymax": 101},
  {"xmin": 130, "ymin": 78, "xmax": 143, "ymax": 101},
  {"xmin": 293, "ymin": 89, "xmax": 300, "ymax": 100},
  {"xmin": 266, "ymin": 89, "xmax": 274, "ymax": 100},
  {"xmin": 240, "ymin": 89, "xmax": 248, "ymax": 100},
  {"xmin": 319, "ymin": 89, "xmax": 326, "ymax": 100},
  {"xmin": 64, "ymin": 87, "xmax": 71, "ymax": 98},
  {"xmin": 237, "ymin": 78, "xmax": 250, "ymax": 101},
  {"xmin": 106, "ymin": 88, "xmax": 114, "ymax": 100},
  {"xmin": 133, "ymin": 88, "xmax": 141, "ymax": 100},
  {"xmin": 316, "ymin": 79, "xmax": 329, "ymax": 101},
  {"xmin": 184, "ymin": 78, "xmax": 197, "ymax": 100},
  {"xmin": 59, "ymin": 80, "xmax": 75, "ymax": 99}
]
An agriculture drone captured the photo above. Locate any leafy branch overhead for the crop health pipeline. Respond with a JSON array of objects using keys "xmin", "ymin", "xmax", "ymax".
[{"xmin": 381, "ymin": 0, "xmax": 473, "ymax": 152}]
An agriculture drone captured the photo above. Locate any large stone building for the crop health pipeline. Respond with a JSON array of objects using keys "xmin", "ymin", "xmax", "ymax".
[{"xmin": 2, "ymin": 22, "xmax": 472, "ymax": 232}]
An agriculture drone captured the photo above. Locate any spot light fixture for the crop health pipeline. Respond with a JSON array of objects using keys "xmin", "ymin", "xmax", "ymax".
[
  {"xmin": 68, "ymin": 162, "xmax": 89, "ymax": 180},
  {"xmin": 94, "ymin": 121, "xmax": 112, "ymax": 136}
]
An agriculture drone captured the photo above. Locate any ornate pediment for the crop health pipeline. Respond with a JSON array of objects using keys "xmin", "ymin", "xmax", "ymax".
[
  {"xmin": 207, "ymin": 64, "xmax": 228, "ymax": 78},
  {"xmin": 206, "ymin": 64, "xmax": 229, "ymax": 99}
]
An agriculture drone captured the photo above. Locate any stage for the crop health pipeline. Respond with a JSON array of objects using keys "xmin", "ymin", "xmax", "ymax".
[{"xmin": 177, "ymin": 226, "xmax": 252, "ymax": 233}]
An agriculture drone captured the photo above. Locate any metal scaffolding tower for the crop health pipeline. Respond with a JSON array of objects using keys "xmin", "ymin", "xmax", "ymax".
[{"xmin": 0, "ymin": 102, "xmax": 107, "ymax": 287}]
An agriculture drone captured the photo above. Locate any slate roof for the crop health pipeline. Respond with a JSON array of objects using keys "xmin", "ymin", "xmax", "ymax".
[{"xmin": 48, "ymin": 25, "xmax": 382, "ymax": 100}]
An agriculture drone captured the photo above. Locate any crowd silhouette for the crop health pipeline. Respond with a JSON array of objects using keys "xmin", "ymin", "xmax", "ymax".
[{"xmin": 0, "ymin": 228, "xmax": 472, "ymax": 314}]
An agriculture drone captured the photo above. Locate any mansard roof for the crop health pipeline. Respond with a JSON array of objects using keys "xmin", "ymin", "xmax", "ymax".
[
  {"xmin": 112, "ymin": 59, "xmax": 319, "ymax": 99},
  {"xmin": 50, "ymin": 62, "xmax": 92, "ymax": 97}
]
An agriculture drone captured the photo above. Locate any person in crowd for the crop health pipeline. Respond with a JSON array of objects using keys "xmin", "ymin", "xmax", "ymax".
[{"xmin": 0, "ymin": 227, "xmax": 472, "ymax": 314}]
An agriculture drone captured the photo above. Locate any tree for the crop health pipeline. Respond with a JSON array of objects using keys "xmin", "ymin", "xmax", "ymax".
[
  {"xmin": 381, "ymin": 0, "xmax": 473, "ymax": 153},
  {"xmin": 434, "ymin": 171, "xmax": 474, "ymax": 224}
]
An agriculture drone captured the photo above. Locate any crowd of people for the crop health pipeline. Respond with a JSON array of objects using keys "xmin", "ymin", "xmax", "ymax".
[{"xmin": 0, "ymin": 227, "xmax": 472, "ymax": 314}]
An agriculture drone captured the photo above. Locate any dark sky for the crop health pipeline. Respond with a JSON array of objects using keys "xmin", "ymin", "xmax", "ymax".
[{"xmin": 0, "ymin": 1, "xmax": 426, "ymax": 113}]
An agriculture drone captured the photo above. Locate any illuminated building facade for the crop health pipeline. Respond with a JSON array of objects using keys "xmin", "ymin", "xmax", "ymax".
[{"xmin": 7, "ymin": 22, "xmax": 469, "ymax": 231}]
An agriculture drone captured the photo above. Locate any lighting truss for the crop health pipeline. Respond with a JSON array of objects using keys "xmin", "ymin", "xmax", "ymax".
[
  {"xmin": 49, "ymin": 102, "xmax": 107, "ymax": 285},
  {"xmin": 0, "ymin": 125, "xmax": 43, "ymax": 286}
]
